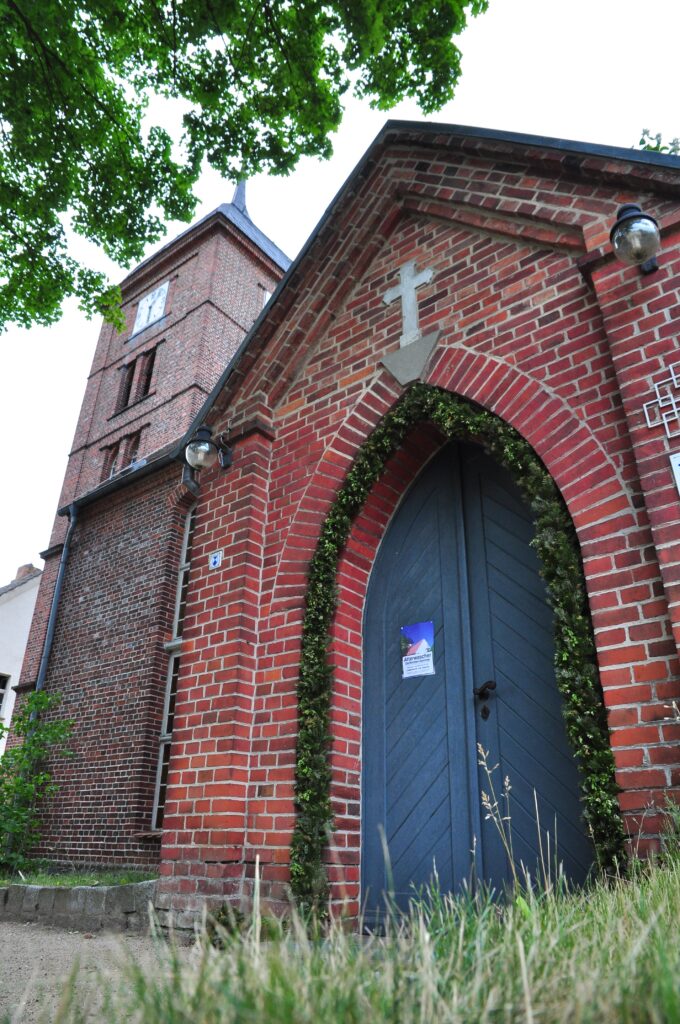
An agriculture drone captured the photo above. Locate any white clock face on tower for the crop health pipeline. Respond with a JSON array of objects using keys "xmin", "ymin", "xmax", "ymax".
[{"xmin": 132, "ymin": 280, "xmax": 169, "ymax": 335}]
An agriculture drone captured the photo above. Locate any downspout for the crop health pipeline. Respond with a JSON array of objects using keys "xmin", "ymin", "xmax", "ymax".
[
  {"xmin": 5, "ymin": 505, "xmax": 79, "ymax": 863},
  {"xmin": 34, "ymin": 503, "xmax": 78, "ymax": 698},
  {"xmin": 181, "ymin": 463, "xmax": 200, "ymax": 495}
]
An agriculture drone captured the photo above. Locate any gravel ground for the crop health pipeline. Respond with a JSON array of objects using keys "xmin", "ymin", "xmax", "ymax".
[{"xmin": 0, "ymin": 920, "xmax": 192, "ymax": 1023}]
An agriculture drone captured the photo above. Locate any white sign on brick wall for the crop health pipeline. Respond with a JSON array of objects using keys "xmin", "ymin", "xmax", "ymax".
[{"xmin": 669, "ymin": 454, "xmax": 680, "ymax": 496}]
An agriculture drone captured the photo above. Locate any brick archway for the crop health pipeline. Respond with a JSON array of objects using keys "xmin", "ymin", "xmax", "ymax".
[
  {"xmin": 274, "ymin": 353, "xmax": 634, "ymax": 626},
  {"xmin": 291, "ymin": 363, "xmax": 637, "ymax": 913}
]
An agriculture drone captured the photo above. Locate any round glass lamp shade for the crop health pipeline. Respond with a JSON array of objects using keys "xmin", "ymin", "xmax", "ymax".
[
  {"xmin": 185, "ymin": 438, "xmax": 219, "ymax": 469},
  {"xmin": 610, "ymin": 205, "xmax": 661, "ymax": 266}
]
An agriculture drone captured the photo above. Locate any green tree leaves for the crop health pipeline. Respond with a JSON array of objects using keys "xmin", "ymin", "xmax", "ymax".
[
  {"xmin": 0, "ymin": 0, "xmax": 487, "ymax": 329},
  {"xmin": 0, "ymin": 690, "xmax": 72, "ymax": 872},
  {"xmin": 639, "ymin": 130, "xmax": 680, "ymax": 155}
]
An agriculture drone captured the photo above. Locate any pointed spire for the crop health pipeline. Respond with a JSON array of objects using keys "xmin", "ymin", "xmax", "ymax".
[{"xmin": 231, "ymin": 180, "xmax": 249, "ymax": 219}]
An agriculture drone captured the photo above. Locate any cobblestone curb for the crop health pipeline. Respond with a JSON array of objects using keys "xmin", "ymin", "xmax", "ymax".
[{"xmin": 0, "ymin": 879, "xmax": 157, "ymax": 932}]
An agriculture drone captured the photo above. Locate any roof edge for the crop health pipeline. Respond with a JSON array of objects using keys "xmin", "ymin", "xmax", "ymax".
[
  {"xmin": 0, "ymin": 569, "xmax": 42, "ymax": 598},
  {"xmin": 378, "ymin": 120, "xmax": 680, "ymax": 170},
  {"xmin": 57, "ymin": 449, "xmax": 180, "ymax": 516}
]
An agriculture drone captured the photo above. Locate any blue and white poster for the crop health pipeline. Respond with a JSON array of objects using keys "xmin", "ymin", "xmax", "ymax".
[{"xmin": 400, "ymin": 620, "xmax": 435, "ymax": 678}]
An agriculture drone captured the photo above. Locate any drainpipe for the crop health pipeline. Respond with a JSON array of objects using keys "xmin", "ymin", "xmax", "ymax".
[
  {"xmin": 4, "ymin": 504, "xmax": 79, "ymax": 863},
  {"xmin": 181, "ymin": 463, "xmax": 200, "ymax": 495},
  {"xmin": 34, "ymin": 502, "xmax": 78, "ymax": 699}
]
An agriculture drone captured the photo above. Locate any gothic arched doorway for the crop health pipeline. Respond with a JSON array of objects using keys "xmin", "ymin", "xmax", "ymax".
[{"xmin": 362, "ymin": 442, "xmax": 594, "ymax": 916}]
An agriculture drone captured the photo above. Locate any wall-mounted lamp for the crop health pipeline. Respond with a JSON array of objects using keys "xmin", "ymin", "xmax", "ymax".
[
  {"xmin": 610, "ymin": 204, "xmax": 661, "ymax": 274},
  {"xmin": 184, "ymin": 426, "xmax": 232, "ymax": 471}
]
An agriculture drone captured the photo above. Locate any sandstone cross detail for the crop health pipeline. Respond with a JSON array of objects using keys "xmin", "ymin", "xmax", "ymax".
[{"xmin": 383, "ymin": 259, "xmax": 434, "ymax": 348}]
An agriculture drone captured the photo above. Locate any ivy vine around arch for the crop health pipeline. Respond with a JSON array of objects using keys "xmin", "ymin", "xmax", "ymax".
[{"xmin": 290, "ymin": 383, "xmax": 625, "ymax": 909}]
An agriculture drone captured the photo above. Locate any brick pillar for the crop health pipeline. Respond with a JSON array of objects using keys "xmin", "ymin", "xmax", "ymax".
[
  {"xmin": 157, "ymin": 425, "xmax": 274, "ymax": 927},
  {"xmin": 589, "ymin": 235, "xmax": 680, "ymax": 843}
]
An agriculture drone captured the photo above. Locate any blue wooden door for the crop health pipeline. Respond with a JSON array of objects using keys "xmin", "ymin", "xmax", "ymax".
[{"xmin": 362, "ymin": 443, "xmax": 593, "ymax": 918}]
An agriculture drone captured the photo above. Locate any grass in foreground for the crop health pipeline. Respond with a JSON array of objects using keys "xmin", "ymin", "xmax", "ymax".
[
  {"xmin": 0, "ymin": 867, "xmax": 158, "ymax": 887},
  {"xmin": 46, "ymin": 856, "xmax": 680, "ymax": 1024}
]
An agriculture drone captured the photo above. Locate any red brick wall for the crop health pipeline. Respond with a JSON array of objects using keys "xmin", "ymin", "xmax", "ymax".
[
  {"xmin": 30, "ymin": 467, "xmax": 187, "ymax": 866},
  {"xmin": 155, "ymin": 136, "xmax": 680, "ymax": 925},
  {"xmin": 155, "ymin": 429, "xmax": 274, "ymax": 922},
  {"xmin": 588, "ymin": 228, "xmax": 680, "ymax": 838}
]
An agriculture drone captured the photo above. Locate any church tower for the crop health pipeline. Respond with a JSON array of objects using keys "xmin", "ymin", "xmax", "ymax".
[
  {"xmin": 58, "ymin": 184, "xmax": 288, "ymax": 507},
  {"xmin": 17, "ymin": 189, "xmax": 289, "ymax": 868}
]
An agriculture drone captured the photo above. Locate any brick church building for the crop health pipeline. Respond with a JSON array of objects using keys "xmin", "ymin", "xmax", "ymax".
[{"xmin": 18, "ymin": 122, "xmax": 680, "ymax": 927}]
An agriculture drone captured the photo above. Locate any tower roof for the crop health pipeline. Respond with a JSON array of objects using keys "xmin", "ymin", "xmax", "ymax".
[
  {"xmin": 122, "ymin": 182, "xmax": 291, "ymax": 287},
  {"xmin": 214, "ymin": 190, "xmax": 289, "ymax": 272}
]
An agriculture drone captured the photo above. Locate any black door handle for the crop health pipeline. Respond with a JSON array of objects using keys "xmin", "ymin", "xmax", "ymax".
[{"xmin": 473, "ymin": 680, "xmax": 497, "ymax": 700}]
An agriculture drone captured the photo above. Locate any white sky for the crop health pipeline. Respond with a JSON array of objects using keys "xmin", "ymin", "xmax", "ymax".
[{"xmin": 1, "ymin": 0, "xmax": 680, "ymax": 584}]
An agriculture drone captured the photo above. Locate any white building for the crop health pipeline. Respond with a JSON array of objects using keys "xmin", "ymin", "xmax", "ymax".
[{"xmin": 0, "ymin": 565, "xmax": 41, "ymax": 754}]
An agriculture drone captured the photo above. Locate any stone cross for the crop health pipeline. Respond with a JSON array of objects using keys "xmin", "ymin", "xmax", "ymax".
[{"xmin": 383, "ymin": 259, "xmax": 434, "ymax": 348}]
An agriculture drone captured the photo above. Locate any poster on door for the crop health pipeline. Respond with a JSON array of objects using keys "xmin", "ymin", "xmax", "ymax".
[{"xmin": 400, "ymin": 620, "xmax": 435, "ymax": 678}]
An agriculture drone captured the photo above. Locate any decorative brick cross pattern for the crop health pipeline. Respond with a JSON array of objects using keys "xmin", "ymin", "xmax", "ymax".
[
  {"xmin": 383, "ymin": 259, "xmax": 434, "ymax": 348},
  {"xmin": 643, "ymin": 362, "xmax": 680, "ymax": 439}
]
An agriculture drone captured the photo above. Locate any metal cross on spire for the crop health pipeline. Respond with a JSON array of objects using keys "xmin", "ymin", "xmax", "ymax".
[{"xmin": 383, "ymin": 259, "xmax": 434, "ymax": 348}]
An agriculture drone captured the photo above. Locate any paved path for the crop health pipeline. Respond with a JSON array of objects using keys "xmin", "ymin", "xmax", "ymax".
[{"xmin": 0, "ymin": 920, "xmax": 190, "ymax": 1022}]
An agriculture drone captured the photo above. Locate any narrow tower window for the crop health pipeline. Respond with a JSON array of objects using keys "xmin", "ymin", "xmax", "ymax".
[
  {"xmin": 100, "ymin": 428, "xmax": 145, "ymax": 481},
  {"xmin": 101, "ymin": 441, "xmax": 121, "ymax": 480},
  {"xmin": 124, "ymin": 430, "xmax": 142, "ymax": 465},
  {"xmin": 116, "ymin": 361, "xmax": 136, "ymax": 412},
  {"xmin": 136, "ymin": 348, "xmax": 157, "ymax": 399}
]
